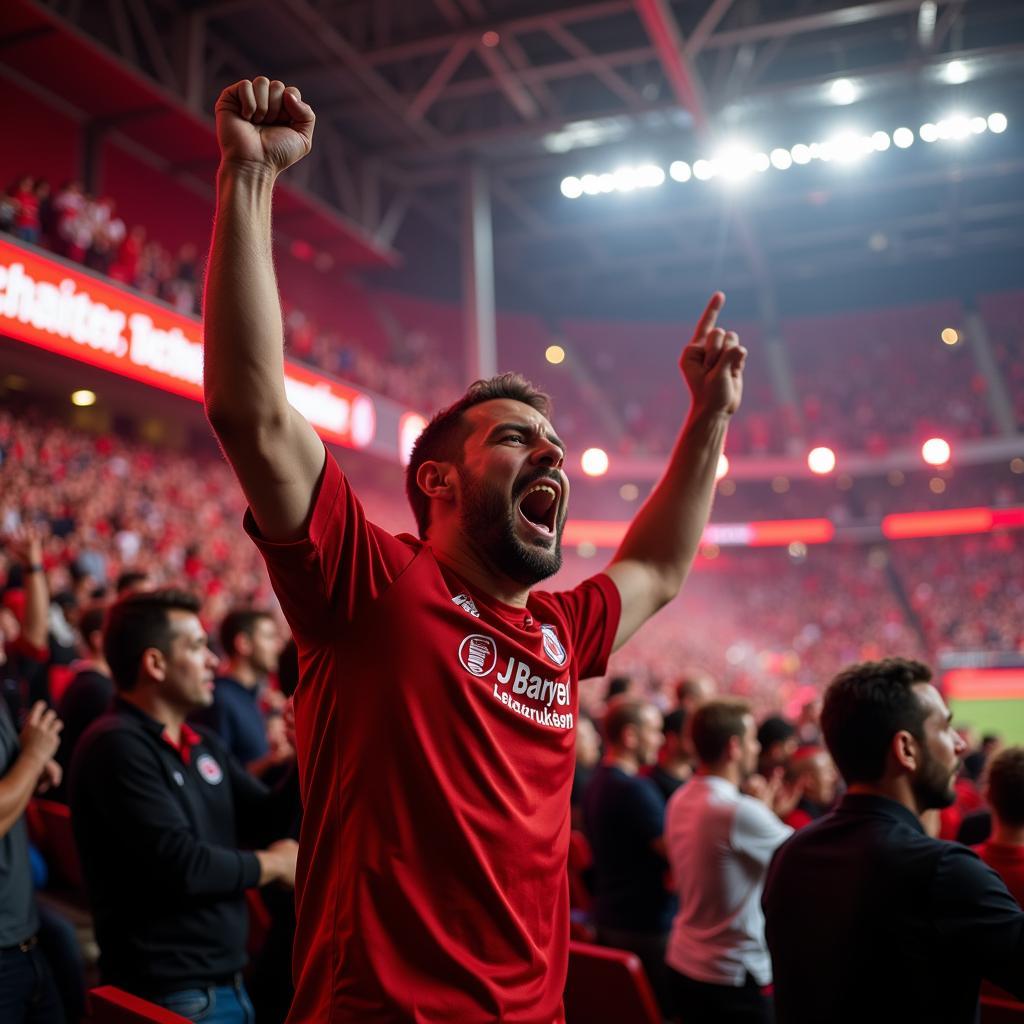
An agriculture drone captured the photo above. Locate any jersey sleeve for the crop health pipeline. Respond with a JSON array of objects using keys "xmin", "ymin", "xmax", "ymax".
[
  {"xmin": 544, "ymin": 573, "xmax": 622, "ymax": 680},
  {"xmin": 243, "ymin": 446, "xmax": 416, "ymax": 646},
  {"xmin": 731, "ymin": 797, "xmax": 794, "ymax": 867}
]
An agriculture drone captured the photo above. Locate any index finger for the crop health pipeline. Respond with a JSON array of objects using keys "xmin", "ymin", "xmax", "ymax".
[
  {"xmin": 693, "ymin": 291, "xmax": 725, "ymax": 339},
  {"xmin": 26, "ymin": 700, "xmax": 46, "ymax": 725}
]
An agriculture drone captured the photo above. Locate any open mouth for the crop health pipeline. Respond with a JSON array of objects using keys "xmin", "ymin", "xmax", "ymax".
[{"xmin": 517, "ymin": 481, "xmax": 561, "ymax": 537}]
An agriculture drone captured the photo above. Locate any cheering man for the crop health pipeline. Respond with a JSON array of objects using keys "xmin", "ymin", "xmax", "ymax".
[{"xmin": 203, "ymin": 76, "xmax": 746, "ymax": 1022}]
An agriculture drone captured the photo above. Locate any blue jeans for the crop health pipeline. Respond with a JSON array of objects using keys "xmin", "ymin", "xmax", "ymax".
[
  {"xmin": 0, "ymin": 939, "xmax": 65, "ymax": 1023},
  {"xmin": 150, "ymin": 977, "xmax": 255, "ymax": 1023}
]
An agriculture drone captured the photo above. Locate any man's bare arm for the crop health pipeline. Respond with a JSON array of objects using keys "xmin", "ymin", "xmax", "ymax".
[
  {"xmin": 604, "ymin": 293, "xmax": 746, "ymax": 651},
  {"xmin": 204, "ymin": 78, "xmax": 325, "ymax": 541}
]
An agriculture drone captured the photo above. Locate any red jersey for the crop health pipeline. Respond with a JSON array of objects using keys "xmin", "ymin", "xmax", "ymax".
[
  {"xmin": 246, "ymin": 450, "xmax": 620, "ymax": 1022},
  {"xmin": 975, "ymin": 841, "xmax": 1024, "ymax": 908}
]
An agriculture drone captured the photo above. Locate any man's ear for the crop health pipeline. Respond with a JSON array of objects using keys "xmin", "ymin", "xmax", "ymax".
[
  {"xmin": 140, "ymin": 646, "xmax": 166, "ymax": 684},
  {"xmin": 892, "ymin": 730, "xmax": 919, "ymax": 773},
  {"xmin": 416, "ymin": 461, "xmax": 456, "ymax": 504}
]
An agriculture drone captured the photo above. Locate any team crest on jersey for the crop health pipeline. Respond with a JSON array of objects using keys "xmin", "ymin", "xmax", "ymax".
[
  {"xmin": 196, "ymin": 754, "xmax": 223, "ymax": 786},
  {"xmin": 459, "ymin": 634, "xmax": 498, "ymax": 677},
  {"xmin": 452, "ymin": 593, "xmax": 480, "ymax": 618},
  {"xmin": 540, "ymin": 624, "xmax": 567, "ymax": 666}
]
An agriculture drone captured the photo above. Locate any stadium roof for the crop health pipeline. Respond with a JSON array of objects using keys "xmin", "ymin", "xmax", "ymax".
[{"xmin": 4, "ymin": 0, "xmax": 1023, "ymax": 314}]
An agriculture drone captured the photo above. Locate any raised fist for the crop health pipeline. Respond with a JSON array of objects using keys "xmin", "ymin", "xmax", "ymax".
[{"xmin": 215, "ymin": 78, "xmax": 315, "ymax": 176}]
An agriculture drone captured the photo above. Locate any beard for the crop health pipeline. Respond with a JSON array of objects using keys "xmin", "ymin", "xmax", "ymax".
[
  {"xmin": 911, "ymin": 743, "xmax": 959, "ymax": 811},
  {"xmin": 458, "ymin": 466, "xmax": 564, "ymax": 586}
]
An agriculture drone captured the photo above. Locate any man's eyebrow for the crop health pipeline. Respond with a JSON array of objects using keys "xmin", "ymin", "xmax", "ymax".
[{"xmin": 489, "ymin": 422, "xmax": 566, "ymax": 454}]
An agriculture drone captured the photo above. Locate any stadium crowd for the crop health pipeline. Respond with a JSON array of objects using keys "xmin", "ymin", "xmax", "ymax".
[{"xmin": 1, "ymin": 398, "xmax": 1023, "ymax": 1021}]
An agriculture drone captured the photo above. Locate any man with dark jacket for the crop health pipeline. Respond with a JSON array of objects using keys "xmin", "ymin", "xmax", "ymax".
[
  {"xmin": 70, "ymin": 589, "xmax": 298, "ymax": 1022},
  {"xmin": 763, "ymin": 658, "xmax": 1024, "ymax": 1023}
]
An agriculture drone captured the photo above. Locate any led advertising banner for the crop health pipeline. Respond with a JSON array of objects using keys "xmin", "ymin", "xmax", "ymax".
[{"xmin": 0, "ymin": 238, "xmax": 375, "ymax": 450}]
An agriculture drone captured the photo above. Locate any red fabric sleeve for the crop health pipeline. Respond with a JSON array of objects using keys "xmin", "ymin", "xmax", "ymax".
[
  {"xmin": 544, "ymin": 573, "xmax": 621, "ymax": 681},
  {"xmin": 244, "ymin": 447, "xmax": 415, "ymax": 646}
]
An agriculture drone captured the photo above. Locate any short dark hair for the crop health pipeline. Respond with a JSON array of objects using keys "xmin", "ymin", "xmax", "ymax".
[
  {"xmin": 758, "ymin": 715, "xmax": 796, "ymax": 752},
  {"xmin": 605, "ymin": 675, "xmax": 633, "ymax": 701},
  {"xmin": 603, "ymin": 696, "xmax": 654, "ymax": 746},
  {"xmin": 691, "ymin": 699, "xmax": 751, "ymax": 765},
  {"xmin": 115, "ymin": 570, "xmax": 149, "ymax": 595},
  {"xmin": 987, "ymin": 748, "xmax": 1024, "ymax": 828},
  {"xmin": 663, "ymin": 708, "xmax": 687, "ymax": 738},
  {"xmin": 79, "ymin": 604, "xmax": 108, "ymax": 653},
  {"xmin": 220, "ymin": 608, "xmax": 274, "ymax": 658},
  {"xmin": 404, "ymin": 373, "xmax": 552, "ymax": 539},
  {"xmin": 103, "ymin": 588, "xmax": 200, "ymax": 692},
  {"xmin": 821, "ymin": 658, "xmax": 932, "ymax": 785}
]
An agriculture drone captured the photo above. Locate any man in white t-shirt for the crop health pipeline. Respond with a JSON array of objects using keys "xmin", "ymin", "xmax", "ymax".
[{"xmin": 664, "ymin": 698, "xmax": 792, "ymax": 1023}]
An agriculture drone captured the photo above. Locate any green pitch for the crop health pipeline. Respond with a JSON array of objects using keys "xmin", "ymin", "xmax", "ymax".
[{"xmin": 949, "ymin": 698, "xmax": 1024, "ymax": 744}]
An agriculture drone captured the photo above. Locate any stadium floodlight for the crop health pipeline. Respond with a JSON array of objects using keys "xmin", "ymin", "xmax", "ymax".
[
  {"xmin": 970, "ymin": 116, "xmax": 988, "ymax": 134},
  {"xmin": 545, "ymin": 344, "xmax": 566, "ymax": 364},
  {"xmin": 941, "ymin": 328, "xmax": 959, "ymax": 346},
  {"xmin": 807, "ymin": 446, "xmax": 837, "ymax": 475},
  {"xmin": 752, "ymin": 152, "xmax": 771, "ymax": 172},
  {"xmin": 71, "ymin": 389, "xmax": 96, "ymax": 407},
  {"xmin": 790, "ymin": 143, "xmax": 812, "ymax": 165},
  {"xmin": 715, "ymin": 454, "xmax": 729, "ymax": 481},
  {"xmin": 598, "ymin": 173, "xmax": 616, "ymax": 193},
  {"xmin": 921, "ymin": 437, "xmax": 951, "ymax": 466},
  {"xmin": 988, "ymin": 112, "xmax": 1008, "ymax": 133},
  {"xmin": 612, "ymin": 167, "xmax": 637, "ymax": 192},
  {"xmin": 715, "ymin": 146, "xmax": 757, "ymax": 181},
  {"xmin": 581, "ymin": 447, "xmax": 609, "ymax": 477},
  {"xmin": 581, "ymin": 174, "xmax": 601, "ymax": 195},
  {"xmin": 637, "ymin": 164, "xmax": 666, "ymax": 188},
  {"xmin": 669, "ymin": 160, "xmax": 692, "ymax": 182},
  {"xmin": 560, "ymin": 176, "xmax": 583, "ymax": 199},
  {"xmin": 946, "ymin": 115, "xmax": 972, "ymax": 140},
  {"xmin": 829, "ymin": 78, "xmax": 859, "ymax": 105},
  {"xmin": 872, "ymin": 131, "xmax": 891, "ymax": 151},
  {"xmin": 770, "ymin": 148, "xmax": 793, "ymax": 170},
  {"xmin": 827, "ymin": 132, "xmax": 871, "ymax": 162},
  {"xmin": 943, "ymin": 60, "xmax": 969, "ymax": 85},
  {"xmin": 693, "ymin": 159, "xmax": 716, "ymax": 180},
  {"xmin": 893, "ymin": 127, "xmax": 915, "ymax": 148},
  {"xmin": 920, "ymin": 123, "xmax": 939, "ymax": 142}
]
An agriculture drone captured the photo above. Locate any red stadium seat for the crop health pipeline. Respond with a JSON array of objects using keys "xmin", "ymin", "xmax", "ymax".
[
  {"xmin": 568, "ymin": 830, "xmax": 593, "ymax": 912},
  {"xmin": 982, "ymin": 995, "xmax": 1024, "ymax": 1023},
  {"xmin": 88, "ymin": 986, "xmax": 190, "ymax": 1023},
  {"xmin": 28, "ymin": 798, "xmax": 86, "ymax": 894},
  {"xmin": 564, "ymin": 940, "xmax": 661, "ymax": 1024}
]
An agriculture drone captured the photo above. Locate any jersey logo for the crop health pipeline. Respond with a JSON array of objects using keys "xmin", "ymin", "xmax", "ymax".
[
  {"xmin": 459, "ymin": 634, "xmax": 498, "ymax": 677},
  {"xmin": 452, "ymin": 593, "xmax": 480, "ymax": 618},
  {"xmin": 196, "ymin": 753, "xmax": 223, "ymax": 786},
  {"xmin": 541, "ymin": 624, "xmax": 567, "ymax": 666}
]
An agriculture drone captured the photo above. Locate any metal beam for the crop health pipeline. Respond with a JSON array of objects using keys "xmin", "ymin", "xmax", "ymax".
[
  {"xmin": 543, "ymin": 21, "xmax": 644, "ymax": 107},
  {"xmin": 476, "ymin": 42, "xmax": 540, "ymax": 121},
  {"xmin": 277, "ymin": 0, "xmax": 444, "ymax": 147},
  {"xmin": 407, "ymin": 37, "xmax": 473, "ymax": 121},
  {"xmin": 634, "ymin": 0, "xmax": 707, "ymax": 130},
  {"xmin": 463, "ymin": 162, "xmax": 498, "ymax": 381},
  {"xmin": 682, "ymin": 0, "xmax": 737, "ymax": 59}
]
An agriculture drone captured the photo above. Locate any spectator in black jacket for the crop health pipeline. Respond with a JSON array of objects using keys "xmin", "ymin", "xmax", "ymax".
[
  {"xmin": 70, "ymin": 589, "xmax": 298, "ymax": 1022},
  {"xmin": 764, "ymin": 658, "xmax": 1024, "ymax": 1024}
]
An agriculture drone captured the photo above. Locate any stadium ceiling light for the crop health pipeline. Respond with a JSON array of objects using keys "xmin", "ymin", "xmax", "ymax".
[
  {"xmin": 693, "ymin": 158, "xmax": 716, "ymax": 181},
  {"xmin": 581, "ymin": 447, "xmax": 609, "ymax": 477},
  {"xmin": 545, "ymin": 344, "xmax": 566, "ymax": 364},
  {"xmin": 921, "ymin": 437, "xmax": 951, "ymax": 467},
  {"xmin": 557, "ymin": 111, "xmax": 1008, "ymax": 197},
  {"xmin": 807, "ymin": 446, "xmax": 837, "ymax": 475},
  {"xmin": 560, "ymin": 176, "xmax": 583, "ymax": 199},
  {"xmin": 943, "ymin": 60, "xmax": 969, "ymax": 85},
  {"xmin": 829, "ymin": 78, "xmax": 859, "ymax": 105},
  {"xmin": 71, "ymin": 389, "xmax": 97, "ymax": 407},
  {"xmin": 669, "ymin": 160, "xmax": 692, "ymax": 182},
  {"xmin": 892, "ymin": 126, "xmax": 915, "ymax": 148}
]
